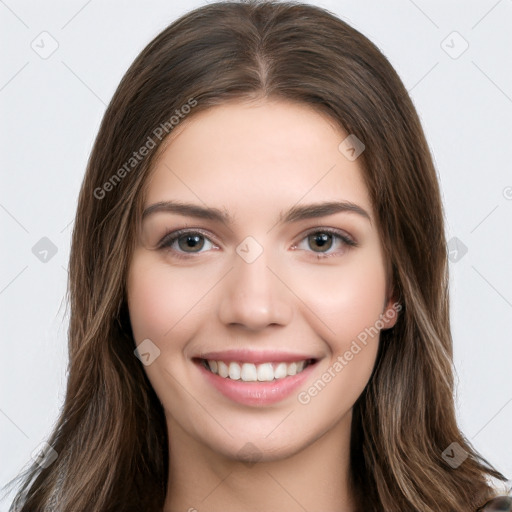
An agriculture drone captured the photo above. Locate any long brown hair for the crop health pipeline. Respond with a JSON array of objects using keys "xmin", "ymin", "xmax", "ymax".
[{"xmin": 7, "ymin": 1, "xmax": 507, "ymax": 510}]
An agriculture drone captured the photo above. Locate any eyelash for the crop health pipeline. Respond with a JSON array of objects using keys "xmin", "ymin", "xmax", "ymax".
[{"xmin": 158, "ymin": 227, "xmax": 358, "ymax": 261}]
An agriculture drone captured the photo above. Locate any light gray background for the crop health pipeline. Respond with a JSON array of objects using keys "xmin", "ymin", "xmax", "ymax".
[{"xmin": 1, "ymin": 0, "xmax": 511, "ymax": 508}]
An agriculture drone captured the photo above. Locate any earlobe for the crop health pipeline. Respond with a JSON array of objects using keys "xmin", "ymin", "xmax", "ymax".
[{"xmin": 381, "ymin": 295, "xmax": 401, "ymax": 330}]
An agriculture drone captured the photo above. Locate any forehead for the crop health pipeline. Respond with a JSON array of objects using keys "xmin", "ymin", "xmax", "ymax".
[{"xmin": 141, "ymin": 99, "xmax": 372, "ymax": 223}]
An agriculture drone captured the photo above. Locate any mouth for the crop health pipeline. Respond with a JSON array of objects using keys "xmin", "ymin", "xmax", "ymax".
[
  {"xmin": 193, "ymin": 355, "xmax": 320, "ymax": 406},
  {"xmin": 196, "ymin": 357, "xmax": 318, "ymax": 382}
]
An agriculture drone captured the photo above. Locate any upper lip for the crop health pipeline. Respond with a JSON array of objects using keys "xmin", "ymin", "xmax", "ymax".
[{"xmin": 194, "ymin": 349, "xmax": 319, "ymax": 365}]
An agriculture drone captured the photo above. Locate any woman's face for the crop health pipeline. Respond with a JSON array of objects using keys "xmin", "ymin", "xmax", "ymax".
[{"xmin": 127, "ymin": 98, "xmax": 397, "ymax": 462}]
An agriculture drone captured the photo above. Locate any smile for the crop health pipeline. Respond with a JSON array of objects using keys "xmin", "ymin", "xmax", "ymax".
[
  {"xmin": 194, "ymin": 355, "xmax": 320, "ymax": 406},
  {"xmin": 200, "ymin": 358, "xmax": 316, "ymax": 382}
]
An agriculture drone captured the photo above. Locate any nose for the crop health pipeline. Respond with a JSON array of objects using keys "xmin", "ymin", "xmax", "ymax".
[{"xmin": 217, "ymin": 243, "xmax": 293, "ymax": 331}]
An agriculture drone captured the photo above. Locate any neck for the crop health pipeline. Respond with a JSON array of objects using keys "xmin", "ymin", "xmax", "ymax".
[{"xmin": 163, "ymin": 410, "xmax": 356, "ymax": 512}]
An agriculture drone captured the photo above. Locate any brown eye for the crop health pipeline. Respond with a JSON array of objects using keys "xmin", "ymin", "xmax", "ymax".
[
  {"xmin": 176, "ymin": 233, "xmax": 205, "ymax": 253},
  {"xmin": 294, "ymin": 228, "xmax": 357, "ymax": 258},
  {"xmin": 307, "ymin": 232, "xmax": 334, "ymax": 252},
  {"xmin": 159, "ymin": 230, "xmax": 217, "ymax": 258}
]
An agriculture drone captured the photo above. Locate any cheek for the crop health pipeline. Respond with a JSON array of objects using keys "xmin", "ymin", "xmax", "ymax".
[
  {"xmin": 126, "ymin": 254, "xmax": 185, "ymax": 343},
  {"xmin": 290, "ymin": 250, "xmax": 388, "ymax": 352},
  {"xmin": 126, "ymin": 253, "xmax": 218, "ymax": 346},
  {"xmin": 127, "ymin": 264, "xmax": 166, "ymax": 342},
  {"xmin": 294, "ymin": 255, "xmax": 385, "ymax": 412}
]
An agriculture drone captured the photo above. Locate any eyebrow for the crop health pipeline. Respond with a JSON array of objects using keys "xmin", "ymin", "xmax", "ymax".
[{"xmin": 141, "ymin": 200, "xmax": 371, "ymax": 225}]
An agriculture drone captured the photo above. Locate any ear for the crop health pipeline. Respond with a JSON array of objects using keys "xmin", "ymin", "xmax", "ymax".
[{"xmin": 380, "ymin": 290, "xmax": 401, "ymax": 330}]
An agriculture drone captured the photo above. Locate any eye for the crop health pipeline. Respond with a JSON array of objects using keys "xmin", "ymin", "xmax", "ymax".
[
  {"xmin": 158, "ymin": 227, "xmax": 357, "ymax": 260},
  {"xmin": 158, "ymin": 229, "xmax": 218, "ymax": 259},
  {"xmin": 292, "ymin": 228, "xmax": 357, "ymax": 259}
]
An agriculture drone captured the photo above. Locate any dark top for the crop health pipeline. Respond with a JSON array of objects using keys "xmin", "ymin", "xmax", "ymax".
[{"xmin": 477, "ymin": 496, "xmax": 512, "ymax": 511}]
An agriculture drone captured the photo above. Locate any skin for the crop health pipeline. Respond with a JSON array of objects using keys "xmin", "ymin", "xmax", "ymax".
[{"xmin": 126, "ymin": 98, "xmax": 398, "ymax": 512}]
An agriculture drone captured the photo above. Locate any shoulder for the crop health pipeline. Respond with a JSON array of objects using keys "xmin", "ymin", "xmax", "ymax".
[{"xmin": 477, "ymin": 496, "xmax": 512, "ymax": 511}]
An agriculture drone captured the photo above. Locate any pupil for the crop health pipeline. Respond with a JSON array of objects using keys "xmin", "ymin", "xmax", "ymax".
[
  {"xmin": 179, "ymin": 234, "xmax": 204, "ymax": 252},
  {"xmin": 310, "ymin": 233, "xmax": 332, "ymax": 252}
]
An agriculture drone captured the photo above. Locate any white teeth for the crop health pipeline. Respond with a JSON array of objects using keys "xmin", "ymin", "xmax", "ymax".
[
  {"xmin": 274, "ymin": 362, "xmax": 288, "ymax": 379},
  {"xmin": 228, "ymin": 362, "xmax": 241, "ymax": 380},
  {"xmin": 204, "ymin": 359, "xmax": 312, "ymax": 381},
  {"xmin": 217, "ymin": 361, "xmax": 229, "ymax": 378},
  {"xmin": 241, "ymin": 363, "xmax": 257, "ymax": 381},
  {"xmin": 257, "ymin": 363, "xmax": 274, "ymax": 382},
  {"xmin": 287, "ymin": 362, "xmax": 297, "ymax": 376}
]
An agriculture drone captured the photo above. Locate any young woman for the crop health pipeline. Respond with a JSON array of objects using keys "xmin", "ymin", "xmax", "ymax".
[{"xmin": 8, "ymin": 1, "xmax": 510, "ymax": 510}]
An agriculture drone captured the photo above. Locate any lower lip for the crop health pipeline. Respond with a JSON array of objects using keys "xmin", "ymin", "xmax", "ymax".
[{"xmin": 196, "ymin": 360, "xmax": 317, "ymax": 406}]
